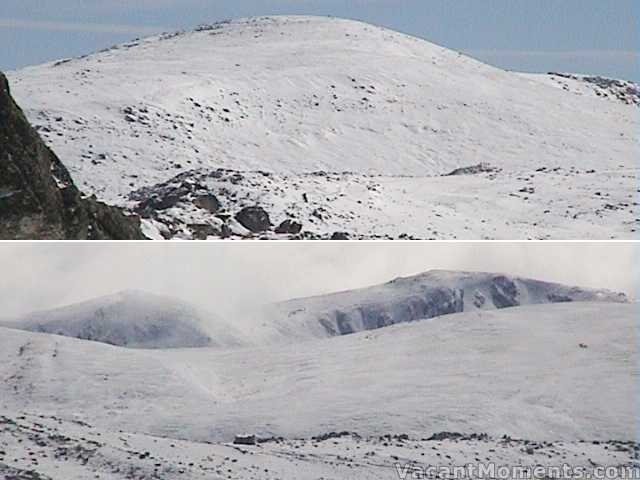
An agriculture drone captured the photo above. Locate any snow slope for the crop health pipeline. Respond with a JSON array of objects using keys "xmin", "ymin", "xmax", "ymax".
[
  {"xmin": 7, "ymin": 16, "xmax": 638, "ymax": 239},
  {"xmin": 0, "ymin": 290, "xmax": 243, "ymax": 349},
  {"xmin": 243, "ymin": 269, "xmax": 628, "ymax": 344},
  {"xmin": 0, "ymin": 302, "xmax": 635, "ymax": 444}
]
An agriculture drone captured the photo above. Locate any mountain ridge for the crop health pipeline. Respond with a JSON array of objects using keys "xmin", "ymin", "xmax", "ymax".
[
  {"xmin": 3, "ymin": 270, "xmax": 628, "ymax": 348},
  {"xmin": 250, "ymin": 269, "xmax": 628, "ymax": 342}
]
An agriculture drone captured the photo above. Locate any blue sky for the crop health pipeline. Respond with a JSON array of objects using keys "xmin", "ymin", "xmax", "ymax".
[{"xmin": 1, "ymin": 0, "xmax": 637, "ymax": 80}]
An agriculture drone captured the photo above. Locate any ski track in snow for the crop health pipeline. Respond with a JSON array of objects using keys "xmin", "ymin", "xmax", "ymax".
[{"xmin": 6, "ymin": 15, "xmax": 639, "ymax": 239}]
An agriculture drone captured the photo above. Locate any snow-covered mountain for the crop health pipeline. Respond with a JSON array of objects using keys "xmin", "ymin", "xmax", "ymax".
[
  {"xmin": 245, "ymin": 269, "xmax": 628, "ymax": 343},
  {"xmin": 1, "ymin": 270, "xmax": 635, "ymax": 477},
  {"xmin": 1, "ymin": 290, "xmax": 243, "ymax": 349},
  {"xmin": 0, "ymin": 302, "xmax": 634, "ymax": 444},
  {"xmin": 7, "ymin": 16, "xmax": 638, "ymax": 239}
]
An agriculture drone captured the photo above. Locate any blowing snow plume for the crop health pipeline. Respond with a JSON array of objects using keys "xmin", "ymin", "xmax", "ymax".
[{"xmin": 1, "ymin": 290, "xmax": 244, "ymax": 349}]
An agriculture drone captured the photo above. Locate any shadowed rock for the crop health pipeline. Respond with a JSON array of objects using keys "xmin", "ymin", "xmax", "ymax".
[
  {"xmin": 0, "ymin": 72, "xmax": 146, "ymax": 239},
  {"xmin": 235, "ymin": 205, "xmax": 271, "ymax": 232},
  {"xmin": 275, "ymin": 219, "xmax": 302, "ymax": 234}
]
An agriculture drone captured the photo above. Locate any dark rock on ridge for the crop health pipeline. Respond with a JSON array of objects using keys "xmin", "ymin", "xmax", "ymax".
[{"xmin": 317, "ymin": 287, "xmax": 465, "ymax": 337}]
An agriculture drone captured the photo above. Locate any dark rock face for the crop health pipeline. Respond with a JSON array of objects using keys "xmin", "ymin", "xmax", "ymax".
[
  {"xmin": 318, "ymin": 288, "xmax": 464, "ymax": 336},
  {"xmin": 0, "ymin": 73, "xmax": 145, "ymax": 240},
  {"xmin": 473, "ymin": 290, "xmax": 486, "ymax": 308},
  {"xmin": 235, "ymin": 206, "xmax": 271, "ymax": 232},
  {"xmin": 233, "ymin": 434, "xmax": 257, "ymax": 446},
  {"xmin": 547, "ymin": 293, "xmax": 573, "ymax": 303},
  {"xmin": 275, "ymin": 219, "xmax": 302, "ymax": 235},
  {"xmin": 490, "ymin": 276, "xmax": 520, "ymax": 308}
]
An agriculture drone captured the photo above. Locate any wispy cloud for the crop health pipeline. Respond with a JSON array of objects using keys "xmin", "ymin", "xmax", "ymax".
[{"xmin": 0, "ymin": 18, "xmax": 168, "ymax": 35}]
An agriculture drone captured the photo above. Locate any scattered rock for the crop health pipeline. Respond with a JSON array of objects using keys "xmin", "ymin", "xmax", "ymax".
[{"xmin": 312, "ymin": 431, "xmax": 358, "ymax": 442}]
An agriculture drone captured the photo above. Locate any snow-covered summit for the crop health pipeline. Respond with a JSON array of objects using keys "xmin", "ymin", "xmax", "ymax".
[
  {"xmin": 1, "ymin": 290, "xmax": 244, "ymax": 349},
  {"xmin": 248, "ymin": 269, "xmax": 628, "ymax": 342},
  {"xmin": 7, "ymin": 15, "xmax": 636, "ymax": 207}
]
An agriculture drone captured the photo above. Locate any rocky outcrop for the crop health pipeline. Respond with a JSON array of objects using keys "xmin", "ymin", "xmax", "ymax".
[
  {"xmin": 317, "ymin": 287, "xmax": 465, "ymax": 336},
  {"xmin": 268, "ymin": 270, "xmax": 628, "ymax": 341},
  {"xmin": 0, "ymin": 72, "xmax": 146, "ymax": 239},
  {"xmin": 444, "ymin": 163, "xmax": 497, "ymax": 176}
]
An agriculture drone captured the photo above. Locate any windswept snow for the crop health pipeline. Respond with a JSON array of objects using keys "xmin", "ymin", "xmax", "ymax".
[
  {"xmin": 2, "ymin": 271, "xmax": 626, "ymax": 348},
  {"xmin": 0, "ymin": 290, "xmax": 243, "ymax": 349},
  {"xmin": 7, "ymin": 15, "xmax": 638, "ymax": 239},
  {"xmin": 0, "ymin": 302, "xmax": 635, "ymax": 444}
]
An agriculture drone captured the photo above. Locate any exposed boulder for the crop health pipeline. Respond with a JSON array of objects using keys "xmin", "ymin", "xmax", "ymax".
[
  {"xmin": 235, "ymin": 206, "xmax": 271, "ymax": 233},
  {"xmin": 275, "ymin": 219, "xmax": 302, "ymax": 235},
  {"xmin": 330, "ymin": 231, "xmax": 350, "ymax": 240},
  {"xmin": 0, "ymin": 72, "xmax": 145, "ymax": 239}
]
